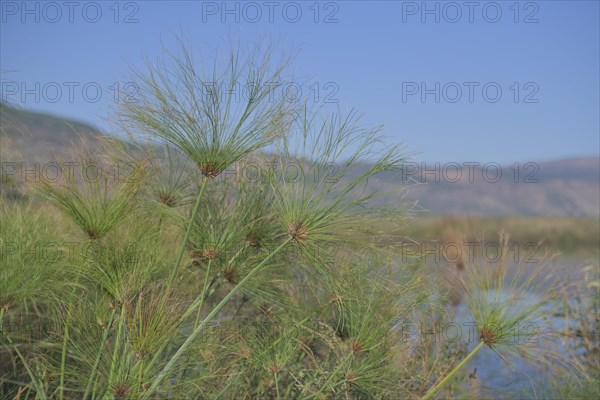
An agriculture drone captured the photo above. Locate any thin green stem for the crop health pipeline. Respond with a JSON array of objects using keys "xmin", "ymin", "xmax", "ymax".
[
  {"xmin": 137, "ymin": 359, "xmax": 144, "ymax": 398},
  {"xmin": 143, "ymin": 237, "xmax": 293, "ymax": 397},
  {"xmin": 155, "ymin": 215, "xmax": 164, "ymax": 241},
  {"xmin": 107, "ymin": 305, "xmax": 127, "ymax": 389},
  {"xmin": 174, "ymin": 260, "xmax": 214, "ymax": 391},
  {"xmin": 203, "ymin": 272, "xmax": 221, "ymax": 300},
  {"xmin": 167, "ymin": 175, "xmax": 209, "ymax": 287},
  {"xmin": 422, "ymin": 340, "xmax": 485, "ymax": 400},
  {"xmin": 0, "ymin": 308, "xmax": 4, "ymax": 338},
  {"xmin": 284, "ymin": 375, "xmax": 295, "ymax": 399},
  {"xmin": 303, "ymin": 354, "xmax": 350, "ymax": 400},
  {"xmin": 83, "ymin": 310, "xmax": 116, "ymax": 400},
  {"xmin": 274, "ymin": 372, "xmax": 281, "ymax": 400},
  {"xmin": 12, "ymin": 341, "xmax": 48, "ymax": 400},
  {"xmin": 59, "ymin": 322, "xmax": 69, "ymax": 400},
  {"xmin": 166, "ymin": 244, "xmax": 246, "ymax": 331},
  {"xmin": 194, "ymin": 260, "xmax": 212, "ymax": 328},
  {"xmin": 59, "ymin": 270, "xmax": 83, "ymax": 400}
]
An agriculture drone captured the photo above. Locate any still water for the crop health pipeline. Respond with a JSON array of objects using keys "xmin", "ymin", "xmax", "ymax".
[{"xmin": 424, "ymin": 255, "xmax": 598, "ymax": 398}]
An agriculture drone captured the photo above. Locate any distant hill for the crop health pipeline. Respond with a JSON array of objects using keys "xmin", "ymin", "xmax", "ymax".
[
  {"xmin": 401, "ymin": 158, "xmax": 599, "ymax": 217},
  {"xmin": 0, "ymin": 103, "xmax": 103, "ymax": 163},
  {"xmin": 1, "ymin": 104, "xmax": 598, "ymax": 217}
]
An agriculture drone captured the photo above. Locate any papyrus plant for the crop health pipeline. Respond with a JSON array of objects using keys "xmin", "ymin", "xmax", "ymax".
[
  {"xmin": 118, "ymin": 38, "xmax": 297, "ymax": 286},
  {"xmin": 0, "ymin": 202, "xmax": 56, "ymax": 312},
  {"xmin": 422, "ymin": 234, "xmax": 565, "ymax": 399},
  {"xmin": 30, "ymin": 153, "xmax": 146, "ymax": 399},
  {"xmin": 140, "ymin": 105, "xmax": 409, "ymax": 396},
  {"xmin": 269, "ymin": 106, "xmax": 409, "ymax": 266},
  {"xmin": 32, "ymin": 156, "xmax": 146, "ymax": 241}
]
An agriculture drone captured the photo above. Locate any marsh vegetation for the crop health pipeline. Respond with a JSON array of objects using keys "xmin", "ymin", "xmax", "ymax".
[{"xmin": 1, "ymin": 39, "xmax": 598, "ymax": 399}]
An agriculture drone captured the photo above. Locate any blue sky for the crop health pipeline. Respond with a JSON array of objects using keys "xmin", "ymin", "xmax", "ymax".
[{"xmin": 1, "ymin": 0, "xmax": 598, "ymax": 163}]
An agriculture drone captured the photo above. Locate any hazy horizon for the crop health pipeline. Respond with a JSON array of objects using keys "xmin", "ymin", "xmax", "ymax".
[{"xmin": 1, "ymin": 1, "xmax": 598, "ymax": 164}]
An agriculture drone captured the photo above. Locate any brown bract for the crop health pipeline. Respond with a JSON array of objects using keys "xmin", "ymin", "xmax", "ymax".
[
  {"xmin": 189, "ymin": 247, "xmax": 219, "ymax": 263},
  {"xmin": 85, "ymin": 227, "xmax": 99, "ymax": 240},
  {"xmin": 287, "ymin": 221, "xmax": 308, "ymax": 241},
  {"xmin": 345, "ymin": 372, "xmax": 358, "ymax": 385},
  {"xmin": 350, "ymin": 339, "xmax": 364, "ymax": 353},
  {"xmin": 480, "ymin": 326, "xmax": 498, "ymax": 347},
  {"xmin": 246, "ymin": 233, "xmax": 261, "ymax": 247},
  {"xmin": 268, "ymin": 364, "xmax": 282, "ymax": 375},
  {"xmin": 203, "ymin": 247, "xmax": 219, "ymax": 260},
  {"xmin": 222, "ymin": 266, "xmax": 239, "ymax": 284},
  {"xmin": 198, "ymin": 163, "xmax": 221, "ymax": 178},
  {"xmin": 111, "ymin": 382, "xmax": 131, "ymax": 400},
  {"xmin": 158, "ymin": 193, "xmax": 177, "ymax": 207}
]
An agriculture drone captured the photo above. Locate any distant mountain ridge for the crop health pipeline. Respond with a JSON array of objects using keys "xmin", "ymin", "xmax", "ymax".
[
  {"xmin": 400, "ymin": 158, "xmax": 599, "ymax": 217},
  {"xmin": 1, "ymin": 103, "xmax": 102, "ymax": 162},
  {"xmin": 1, "ymin": 104, "xmax": 598, "ymax": 217}
]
